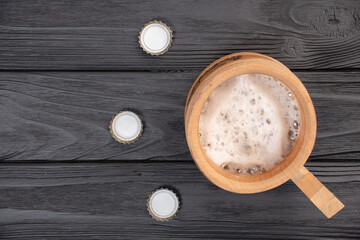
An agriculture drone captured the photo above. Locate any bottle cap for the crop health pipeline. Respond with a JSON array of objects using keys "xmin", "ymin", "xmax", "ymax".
[
  {"xmin": 109, "ymin": 111, "xmax": 142, "ymax": 143},
  {"xmin": 139, "ymin": 21, "xmax": 172, "ymax": 55},
  {"xmin": 147, "ymin": 189, "xmax": 180, "ymax": 221}
]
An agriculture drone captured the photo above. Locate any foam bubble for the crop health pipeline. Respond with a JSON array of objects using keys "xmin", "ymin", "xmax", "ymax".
[{"xmin": 199, "ymin": 74, "xmax": 301, "ymax": 175}]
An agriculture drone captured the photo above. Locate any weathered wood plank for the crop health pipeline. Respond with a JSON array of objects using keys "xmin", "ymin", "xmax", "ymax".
[
  {"xmin": 0, "ymin": 71, "xmax": 359, "ymax": 161},
  {"xmin": 1, "ymin": 0, "xmax": 359, "ymax": 70},
  {"xmin": 0, "ymin": 162, "xmax": 359, "ymax": 239}
]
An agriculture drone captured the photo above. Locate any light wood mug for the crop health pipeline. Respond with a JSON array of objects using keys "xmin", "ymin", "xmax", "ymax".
[{"xmin": 185, "ymin": 52, "xmax": 344, "ymax": 218}]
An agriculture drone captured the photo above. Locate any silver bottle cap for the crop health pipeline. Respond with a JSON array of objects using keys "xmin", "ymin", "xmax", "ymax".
[
  {"xmin": 139, "ymin": 21, "xmax": 173, "ymax": 55},
  {"xmin": 109, "ymin": 111, "xmax": 142, "ymax": 143},
  {"xmin": 147, "ymin": 189, "xmax": 179, "ymax": 221}
]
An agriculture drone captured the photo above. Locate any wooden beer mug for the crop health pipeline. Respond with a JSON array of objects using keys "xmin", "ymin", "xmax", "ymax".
[{"xmin": 185, "ymin": 52, "xmax": 344, "ymax": 218}]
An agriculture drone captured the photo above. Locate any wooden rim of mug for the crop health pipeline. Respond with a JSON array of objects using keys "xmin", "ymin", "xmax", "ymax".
[{"xmin": 185, "ymin": 52, "xmax": 317, "ymax": 193}]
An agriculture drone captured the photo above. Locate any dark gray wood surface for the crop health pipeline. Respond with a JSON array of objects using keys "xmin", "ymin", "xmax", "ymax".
[
  {"xmin": 1, "ymin": 0, "xmax": 359, "ymax": 239},
  {"xmin": 0, "ymin": 162, "xmax": 359, "ymax": 239},
  {"xmin": 0, "ymin": 71, "xmax": 359, "ymax": 161},
  {"xmin": 1, "ymin": 0, "xmax": 360, "ymax": 70}
]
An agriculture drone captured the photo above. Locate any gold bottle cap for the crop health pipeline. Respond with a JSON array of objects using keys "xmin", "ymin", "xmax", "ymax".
[
  {"xmin": 139, "ymin": 21, "xmax": 172, "ymax": 55},
  {"xmin": 109, "ymin": 111, "xmax": 142, "ymax": 143},
  {"xmin": 147, "ymin": 189, "xmax": 179, "ymax": 221}
]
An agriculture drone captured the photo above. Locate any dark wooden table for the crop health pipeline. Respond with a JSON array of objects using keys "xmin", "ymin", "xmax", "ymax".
[{"xmin": 1, "ymin": 0, "xmax": 360, "ymax": 239}]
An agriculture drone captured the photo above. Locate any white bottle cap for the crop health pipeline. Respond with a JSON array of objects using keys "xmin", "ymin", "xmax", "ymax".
[
  {"xmin": 147, "ymin": 189, "xmax": 180, "ymax": 221},
  {"xmin": 139, "ymin": 21, "xmax": 172, "ymax": 55},
  {"xmin": 109, "ymin": 111, "xmax": 142, "ymax": 143}
]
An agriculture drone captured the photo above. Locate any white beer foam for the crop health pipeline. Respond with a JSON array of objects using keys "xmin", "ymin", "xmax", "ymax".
[{"xmin": 199, "ymin": 74, "xmax": 300, "ymax": 174}]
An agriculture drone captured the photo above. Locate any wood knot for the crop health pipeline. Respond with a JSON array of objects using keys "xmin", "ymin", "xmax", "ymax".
[
  {"xmin": 281, "ymin": 38, "xmax": 304, "ymax": 57},
  {"xmin": 310, "ymin": 7, "xmax": 360, "ymax": 37}
]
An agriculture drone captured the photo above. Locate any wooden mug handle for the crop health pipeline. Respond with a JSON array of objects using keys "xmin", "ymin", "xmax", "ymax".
[{"xmin": 291, "ymin": 166, "xmax": 344, "ymax": 218}]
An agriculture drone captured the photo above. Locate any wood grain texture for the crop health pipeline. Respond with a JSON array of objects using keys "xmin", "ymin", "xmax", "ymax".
[
  {"xmin": 0, "ymin": 71, "xmax": 196, "ymax": 161},
  {"xmin": 292, "ymin": 166, "xmax": 344, "ymax": 218},
  {"xmin": 1, "ymin": 0, "xmax": 360, "ymax": 70},
  {"xmin": 0, "ymin": 162, "xmax": 359, "ymax": 239},
  {"xmin": 1, "ymin": 71, "xmax": 359, "ymax": 161},
  {"xmin": 1, "ymin": 0, "xmax": 359, "ymax": 238}
]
